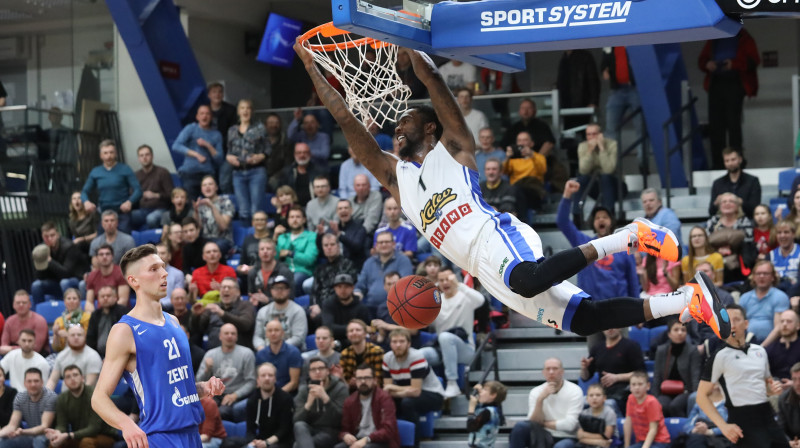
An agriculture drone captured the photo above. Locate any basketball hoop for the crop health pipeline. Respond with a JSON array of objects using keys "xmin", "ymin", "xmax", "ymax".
[{"xmin": 298, "ymin": 22, "xmax": 411, "ymax": 129}]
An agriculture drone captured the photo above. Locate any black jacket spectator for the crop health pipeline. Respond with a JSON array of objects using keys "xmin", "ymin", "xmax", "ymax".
[
  {"xmin": 778, "ymin": 387, "xmax": 800, "ymax": 441},
  {"xmin": 310, "ymin": 255, "xmax": 359, "ymax": 308},
  {"xmin": 322, "ymin": 296, "xmax": 372, "ymax": 342},
  {"xmin": 50, "ymin": 237, "xmax": 90, "ymax": 279},
  {"xmin": 709, "ymin": 172, "xmax": 762, "ymax": 218},
  {"xmin": 86, "ymin": 304, "xmax": 127, "ymax": 358},
  {"xmin": 246, "ymin": 260, "xmax": 295, "ymax": 297},
  {"xmin": 337, "ymin": 218, "xmax": 369, "ymax": 267},
  {"xmin": 182, "ymin": 235, "xmax": 207, "ymax": 275},
  {"xmin": 246, "ymin": 388, "xmax": 294, "ymax": 445},
  {"xmin": 501, "ymin": 118, "xmax": 556, "ymax": 152},
  {"xmin": 278, "ymin": 161, "xmax": 325, "ymax": 207},
  {"xmin": 480, "ymin": 179, "xmax": 517, "ymax": 214},
  {"xmin": 584, "ymin": 335, "xmax": 645, "ymax": 412}
]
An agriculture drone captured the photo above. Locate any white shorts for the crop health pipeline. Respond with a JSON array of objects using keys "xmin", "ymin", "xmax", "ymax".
[{"xmin": 469, "ymin": 213, "xmax": 588, "ymax": 332}]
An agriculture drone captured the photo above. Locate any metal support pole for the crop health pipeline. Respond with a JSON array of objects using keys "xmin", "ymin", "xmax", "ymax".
[
  {"xmin": 681, "ymin": 80, "xmax": 694, "ymax": 195},
  {"xmin": 793, "ymin": 75, "xmax": 799, "ymax": 168},
  {"xmin": 664, "ymin": 122, "xmax": 671, "ymax": 209}
]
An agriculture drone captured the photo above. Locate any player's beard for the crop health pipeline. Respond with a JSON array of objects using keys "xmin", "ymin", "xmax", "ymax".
[{"xmin": 399, "ymin": 135, "xmax": 422, "ymax": 160}]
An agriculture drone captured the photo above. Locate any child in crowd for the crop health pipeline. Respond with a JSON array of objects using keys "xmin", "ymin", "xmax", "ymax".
[
  {"xmin": 467, "ymin": 381, "xmax": 508, "ymax": 448},
  {"xmin": 270, "ymin": 184, "xmax": 298, "ymax": 231},
  {"xmin": 577, "ymin": 384, "xmax": 617, "ymax": 448},
  {"xmin": 624, "ymin": 371, "xmax": 671, "ymax": 448},
  {"xmin": 771, "ymin": 219, "xmax": 800, "ymax": 293},
  {"xmin": 753, "ymin": 204, "xmax": 777, "ymax": 260}
]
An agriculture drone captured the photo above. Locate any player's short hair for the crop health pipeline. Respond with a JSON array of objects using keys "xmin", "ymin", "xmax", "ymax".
[
  {"xmin": 120, "ymin": 244, "xmax": 157, "ymax": 276},
  {"xmin": 630, "ymin": 371, "xmax": 649, "ymax": 382},
  {"xmin": 586, "ymin": 383, "xmax": 606, "ymax": 395},
  {"xmin": 97, "ymin": 243, "xmax": 114, "ymax": 256},
  {"xmin": 137, "ymin": 144, "xmax": 153, "ymax": 155},
  {"xmin": 18, "ymin": 329, "xmax": 35, "ymax": 339},
  {"xmin": 413, "ymin": 105, "xmax": 444, "ymax": 141},
  {"xmin": 483, "ymin": 380, "xmax": 508, "ymax": 403},
  {"xmin": 726, "ymin": 303, "xmax": 747, "ymax": 320},
  {"xmin": 63, "ymin": 364, "xmax": 83, "ymax": 376},
  {"xmin": 41, "ymin": 221, "xmax": 58, "ymax": 233},
  {"xmin": 25, "ymin": 367, "xmax": 43, "ymax": 379},
  {"xmin": 389, "ymin": 328, "xmax": 411, "ymax": 343}
]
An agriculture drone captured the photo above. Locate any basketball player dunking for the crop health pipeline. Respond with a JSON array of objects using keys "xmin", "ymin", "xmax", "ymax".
[
  {"xmin": 92, "ymin": 245, "xmax": 225, "ymax": 448},
  {"xmin": 295, "ymin": 42, "xmax": 730, "ymax": 339}
]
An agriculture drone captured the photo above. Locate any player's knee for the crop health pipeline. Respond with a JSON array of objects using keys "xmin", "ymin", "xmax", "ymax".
[
  {"xmin": 568, "ymin": 300, "xmax": 598, "ymax": 336},
  {"xmin": 508, "ymin": 261, "xmax": 549, "ymax": 298}
]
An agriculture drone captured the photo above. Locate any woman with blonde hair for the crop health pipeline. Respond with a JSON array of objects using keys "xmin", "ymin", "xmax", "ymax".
[
  {"xmin": 681, "ymin": 226, "xmax": 724, "ymax": 286},
  {"xmin": 51, "ymin": 288, "xmax": 90, "ymax": 352},
  {"xmin": 705, "ymin": 192, "xmax": 756, "ymax": 283}
]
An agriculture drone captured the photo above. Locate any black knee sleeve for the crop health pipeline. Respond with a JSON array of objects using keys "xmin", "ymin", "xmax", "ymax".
[
  {"xmin": 569, "ymin": 297, "xmax": 646, "ymax": 336},
  {"xmin": 508, "ymin": 247, "xmax": 588, "ymax": 298}
]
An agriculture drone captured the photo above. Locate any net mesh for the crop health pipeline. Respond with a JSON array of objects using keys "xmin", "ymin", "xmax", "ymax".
[{"xmin": 300, "ymin": 25, "xmax": 411, "ymax": 129}]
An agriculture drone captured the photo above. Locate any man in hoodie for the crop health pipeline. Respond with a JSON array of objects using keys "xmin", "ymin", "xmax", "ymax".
[{"xmin": 294, "ymin": 357, "xmax": 349, "ymax": 448}]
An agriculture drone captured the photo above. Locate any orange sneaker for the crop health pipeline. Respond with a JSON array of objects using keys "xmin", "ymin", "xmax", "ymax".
[
  {"xmin": 679, "ymin": 271, "xmax": 731, "ymax": 339},
  {"xmin": 624, "ymin": 218, "xmax": 682, "ymax": 262}
]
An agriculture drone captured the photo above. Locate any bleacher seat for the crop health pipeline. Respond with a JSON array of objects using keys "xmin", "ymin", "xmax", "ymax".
[
  {"xmin": 418, "ymin": 410, "xmax": 441, "ymax": 439},
  {"xmin": 231, "ymin": 221, "xmax": 254, "ymax": 248},
  {"xmin": 227, "ymin": 253, "xmax": 241, "ymax": 269},
  {"xmin": 629, "ymin": 326, "xmax": 650, "ymax": 353},
  {"xmin": 36, "ymin": 301, "xmax": 66, "ymax": 325},
  {"xmin": 665, "ymin": 417, "xmax": 688, "ymax": 441},
  {"xmin": 54, "ymin": 379, "xmax": 63, "ymax": 394},
  {"xmin": 418, "ymin": 331, "xmax": 436, "ymax": 346},
  {"xmin": 649, "ymin": 325, "xmax": 668, "ymax": 347},
  {"xmin": 222, "ymin": 420, "xmax": 246, "ymax": 437},
  {"xmin": 171, "ymin": 173, "xmax": 182, "ymax": 188},
  {"xmin": 294, "ymin": 294, "xmax": 310, "ymax": 309},
  {"xmin": 112, "ymin": 378, "xmax": 129, "ymax": 397},
  {"xmin": 578, "ymin": 372, "xmax": 599, "ymax": 394},
  {"xmin": 397, "ymin": 419, "xmax": 416, "ymax": 448},
  {"xmin": 779, "ymin": 168, "xmax": 799, "ymax": 193},
  {"xmin": 133, "ymin": 228, "xmax": 162, "ymax": 246},
  {"xmin": 306, "ymin": 334, "xmax": 317, "ymax": 351}
]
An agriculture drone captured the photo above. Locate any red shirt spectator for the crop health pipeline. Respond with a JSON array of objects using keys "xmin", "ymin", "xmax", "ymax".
[
  {"xmin": 199, "ymin": 397, "xmax": 227, "ymax": 442},
  {"xmin": 0, "ymin": 291, "xmax": 49, "ymax": 356},
  {"xmin": 190, "ymin": 242, "xmax": 236, "ymax": 298}
]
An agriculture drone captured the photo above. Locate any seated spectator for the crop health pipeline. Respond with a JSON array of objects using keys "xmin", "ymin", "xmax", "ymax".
[
  {"xmin": 86, "ymin": 286, "xmax": 127, "ymax": 358},
  {"xmin": 455, "ymin": 87, "xmax": 488, "ymax": 143},
  {"xmin": 467, "ymin": 381, "xmax": 508, "ymax": 448},
  {"xmin": 681, "ymin": 383, "xmax": 729, "ymax": 448},
  {"xmin": 508, "ymin": 358, "xmax": 583, "ymax": 448},
  {"xmin": 421, "ymin": 269, "xmax": 485, "ymax": 398},
  {"xmin": 255, "ymin": 320, "xmax": 303, "ymax": 394},
  {"xmin": 754, "ymin": 204, "xmax": 778, "ymax": 259},
  {"xmin": 355, "ymin": 232, "xmax": 413, "ymax": 319},
  {"xmin": 301, "ymin": 326, "xmax": 342, "ymax": 377},
  {"xmin": 503, "ymin": 131, "xmax": 547, "ymax": 216},
  {"xmin": 785, "ymin": 190, "xmax": 800, "ymax": 240},
  {"xmin": 237, "ymin": 212, "xmax": 271, "ymax": 279},
  {"xmin": 373, "ymin": 198, "xmax": 417, "ymax": 260},
  {"xmin": 383, "ymin": 329, "xmax": 445, "ymax": 443},
  {"xmin": 778, "ymin": 363, "xmax": 800, "ymax": 445},
  {"xmin": 0, "ymin": 368, "xmax": 56, "ymax": 447},
  {"xmin": 32, "ymin": 221, "xmax": 88, "ymax": 303},
  {"xmin": 132, "ymin": 143, "xmax": 173, "ymax": 229},
  {"xmin": 68, "ymin": 190, "xmax": 98, "ymax": 254},
  {"xmin": 623, "ymin": 371, "xmax": 671, "ymax": 448},
  {"xmin": 171, "ymin": 104, "xmax": 223, "ymax": 200},
  {"xmin": 226, "ymin": 99, "xmax": 267, "ymax": 222},
  {"xmin": 580, "ymin": 327, "xmax": 645, "ymax": 414},
  {"xmin": 340, "ymin": 320, "xmax": 384, "ymax": 391},
  {"xmin": 46, "ymin": 325, "xmax": 101, "ymax": 391},
  {"xmin": 771, "ymin": 220, "xmax": 800, "ymax": 293},
  {"xmin": 199, "ymin": 397, "xmax": 227, "ymax": 448},
  {"xmin": 181, "ymin": 217, "xmax": 207, "ymax": 275},
  {"xmin": 335, "ymin": 364, "xmax": 399, "ymax": 448},
  {"xmin": 420, "ymin": 256, "xmax": 441, "ymax": 284},
  {"xmin": 310, "ymin": 233, "xmax": 360, "ymax": 327},
  {"xmin": 708, "ymin": 147, "xmax": 761, "ymax": 219},
  {"xmin": 705, "ymin": 192, "xmax": 757, "ymax": 283},
  {"xmin": 163, "ymin": 223, "xmax": 185, "ymax": 274},
  {"xmin": 575, "ymin": 384, "xmax": 616, "ymax": 448},
  {"xmin": 765, "ymin": 310, "xmax": 800, "ymax": 388},
  {"xmin": 253, "ymin": 275, "xmax": 307, "ymax": 351},
  {"xmin": 480, "ymin": 158, "xmax": 516, "ymax": 214},
  {"xmin": 81, "ymin": 139, "xmax": 142, "ymax": 233},
  {"xmin": 322, "ymin": 275, "xmax": 372, "ymax": 344},
  {"xmin": 331, "ymin": 199, "xmax": 369, "ymax": 267},
  {"xmin": 293, "ymin": 357, "xmax": 349, "ymax": 448},
  {"xmin": 170, "ymin": 288, "xmax": 191, "ymax": 328},
  {"xmin": 196, "ymin": 323, "xmax": 256, "ymax": 422},
  {"xmin": 682, "ymin": 226, "xmax": 724, "ymax": 287},
  {"xmin": 50, "ymin": 288, "xmax": 89, "ymax": 353},
  {"xmin": 640, "ymin": 188, "xmax": 683, "ymax": 249},
  {"xmin": 280, "ymin": 142, "xmax": 326, "ymax": 206},
  {"xmin": 44, "ymin": 365, "xmax": 117, "ymax": 448},
  {"xmin": 438, "ymin": 58, "xmax": 477, "ymax": 91},
  {"xmin": 189, "ymin": 242, "xmax": 236, "ymax": 301},
  {"xmin": 190, "ymin": 277, "xmax": 254, "ymax": 350},
  {"xmin": 270, "ymin": 185, "xmax": 299, "ymax": 231},
  {"xmin": 0, "ymin": 291, "xmax": 49, "ymax": 356},
  {"xmin": 155, "ymin": 243, "xmax": 185, "ymax": 306},
  {"xmin": 651, "ymin": 320, "xmax": 702, "ymax": 417},
  {"xmin": 89, "ymin": 210, "xmax": 136, "ymax": 266},
  {"xmin": 193, "ymin": 175, "xmax": 235, "ymax": 255},
  {"xmin": 0, "ymin": 329, "xmax": 51, "ymax": 391},
  {"xmin": 85, "ymin": 243, "xmax": 130, "ymax": 311},
  {"xmin": 475, "ymin": 128, "xmax": 506, "ymax": 181},
  {"xmin": 289, "ymin": 111, "xmax": 330, "ymax": 168},
  {"xmin": 740, "ymin": 260, "xmax": 790, "ymax": 346},
  {"xmin": 160, "ymin": 187, "xmax": 194, "ymax": 236},
  {"xmin": 0, "ymin": 369, "xmax": 17, "ymax": 428},
  {"xmin": 639, "ymin": 254, "xmax": 681, "ymax": 299},
  {"xmin": 247, "ymin": 238, "xmax": 294, "ymax": 308},
  {"xmin": 685, "ymin": 263, "xmax": 734, "ymax": 356},
  {"xmin": 274, "ymin": 205, "xmax": 318, "ymax": 296},
  {"xmin": 350, "ymin": 174, "xmax": 383, "ymax": 235},
  {"xmin": 307, "ymin": 175, "xmax": 339, "ymax": 231},
  {"xmin": 338, "ymin": 147, "xmax": 380, "ymax": 199},
  {"xmin": 504, "ymin": 99, "xmax": 556, "ymax": 151},
  {"xmin": 575, "ymin": 123, "xmax": 619, "ymax": 214}
]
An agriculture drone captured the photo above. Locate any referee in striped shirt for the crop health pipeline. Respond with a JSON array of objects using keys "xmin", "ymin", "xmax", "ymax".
[{"xmin": 696, "ymin": 304, "xmax": 789, "ymax": 448}]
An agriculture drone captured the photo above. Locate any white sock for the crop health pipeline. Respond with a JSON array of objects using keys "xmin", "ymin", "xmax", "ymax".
[
  {"xmin": 648, "ymin": 288, "xmax": 690, "ymax": 319},
  {"xmin": 589, "ymin": 229, "xmax": 632, "ymax": 259}
]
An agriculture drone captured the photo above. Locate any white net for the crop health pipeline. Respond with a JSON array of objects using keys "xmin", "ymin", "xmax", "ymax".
[{"xmin": 300, "ymin": 24, "xmax": 412, "ymax": 129}]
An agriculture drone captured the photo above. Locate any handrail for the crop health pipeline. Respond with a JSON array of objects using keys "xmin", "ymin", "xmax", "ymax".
[
  {"xmin": 465, "ymin": 330, "xmax": 499, "ymax": 396},
  {"xmin": 663, "ymin": 82, "xmax": 700, "ymax": 209},
  {"xmin": 615, "ymin": 106, "xmax": 649, "ymax": 219}
]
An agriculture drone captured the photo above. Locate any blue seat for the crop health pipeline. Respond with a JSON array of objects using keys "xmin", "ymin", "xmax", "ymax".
[
  {"xmin": 578, "ymin": 372, "xmax": 599, "ymax": 394},
  {"xmin": 54, "ymin": 379, "xmax": 63, "ymax": 394},
  {"xmin": 397, "ymin": 419, "xmax": 416, "ymax": 448},
  {"xmin": 231, "ymin": 221, "xmax": 254, "ymax": 248},
  {"xmin": 649, "ymin": 325, "xmax": 668, "ymax": 348},
  {"xmin": 171, "ymin": 173, "xmax": 182, "ymax": 188},
  {"xmin": 665, "ymin": 417, "xmax": 687, "ymax": 441},
  {"xmin": 36, "ymin": 301, "xmax": 66, "ymax": 325},
  {"xmin": 132, "ymin": 228, "xmax": 162, "ymax": 246},
  {"xmin": 112, "ymin": 378, "xmax": 129, "ymax": 396},
  {"xmin": 227, "ymin": 254, "xmax": 241, "ymax": 269},
  {"xmin": 222, "ymin": 420, "xmax": 246, "ymax": 437},
  {"xmin": 418, "ymin": 410, "xmax": 441, "ymax": 439},
  {"xmin": 306, "ymin": 334, "xmax": 317, "ymax": 351},
  {"xmin": 779, "ymin": 168, "xmax": 799, "ymax": 193},
  {"xmin": 294, "ymin": 294, "xmax": 310, "ymax": 309},
  {"xmin": 629, "ymin": 326, "xmax": 650, "ymax": 353},
  {"xmin": 418, "ymin": 331, "xmax": 436, "ymax": 346}
]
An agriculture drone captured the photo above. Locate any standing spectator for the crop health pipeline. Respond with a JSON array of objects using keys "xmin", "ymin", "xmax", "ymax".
[
  {"xmin": 682, "ymin": 227, "xmax": 724, "ymax": 287},
  {"xmin": 501, "ymin": 99, "xmax": 556, "ymax": 154},
  {"xmin": 237, "ymin": 212, "xmax": 272, "ymax": 278},
  {"xmin": 623, "ymin": 371, "xmax": 671, "ymax": 448},
  {"xmin": 739, "ymin": 260, "xmax": 790, "ymax": 346},
  {"xmin": 85, "ymin": 286, "xmax": 127, "ymax": 358},
  {"xmin": 274, "ymin": 205, "xmax": 318, "ymax": 295},
  {"xmin": 480, "ymin": 158, "xmax": 516, "ymax": 214},
  {"xmin": 160, "ymin": 187, "xmax": 194, "ymax": 236},
  {"xmin": 196, "ymin": 323, "xmax": 256, "ymax": 422},
  {"xmin": 246, "ymin": 238, "xmax": 294, "ymax": 308},
  {"xmin": 508, "ymin": 358, "xmax": 584, "ymax": 448},
  {"xmin": 46, "ymin": 325, "xmax": 101, "ymax": 391},
  {"xmin": 575, "ymin": 124, "xmax": 619, "ymax": 214},
  {"xmin": 293, "ymin": 357, "xmax": 349, "ymax": 448},
  {"xmin": 0, "ymin": 291, "xmax": 49, "ymax": 356},
  {"xmin": 198, "ymin": 397, "xmax": 227, "ymax": 448},
  {"xmin": 80, "ymin": 140, "xmax": 142, "ymax": 233},
  {"xmin": 475, "ymin": 128, "xmax": 506, "ymax": 181},
  {"xmin": 44, "ymin": 365, "xmax": 117, "ymax": 448},
  {"xmin": 340, "ymin": 320, "xmax": 384, "ymax": 390},
  {"xmin": 323, "ymin": 278, "xmax": 372, "ymax": 344},
  {"xmin": 338, "ymin": 147, "xmax": 380, "ymax": 199},
  {"xmin": 421, "ymin": 269, "xmax": 485, "ymax": 398},
  {"xmin": 310, "ymin": 233, "xmax": 360, "ymax": 324},
  {"xmin": 332, "ymin": 199, "xmax": 369, "ymax": 267},
  {"xmin": 50, "ymin": 288, "xmax": 89, "ymax": 353},
  {"xmin": 478, "ymin": 68, "xmax": 513, "ymax": 121},
  {"xmin": 503, "ymin": 131, "xmax": 547, "ymax": 216},
  {"xmin": 681, "ymin": 383, "xmax": 730, "ymax": 448},
  {"xmin": 0, "ymin": 369, "xmax": 16, "ymax": 429},
  {"xmin": 467, "ymin": 381, "xmax": 508, "ymax": 448},
  {"xmin": 0, "ymin": 330, "xmax": 50, "ymax": 392},
  {"xmin": 766, "ymin": 310, "xmax": 800, "ymax": 387},
  {"xmin": 651, "ymin": 320, "xmax": 702, "ymax": 417},
  {"xmin": 226, "ymin": 99, "xmax": 267, "ymax": 221},
  {"xmin": 335, "ymin": 364, "xmax": 400, "ymax": 448},
  {"xmin": 373, "ymin": 197, "xmax": 417, "ymax": 260},
  {"xmin": 350, "ymin": 174, "xmax": 383, "ymax": 235},
  {"xmin": 172, "ymin": 104, "xmax": 223, "ymax": 199},
  {"xmin": 705, "ymin": 192, "xmax": 757, "ymax": 283},
  {"xmin": 265, "ymin": 113, "xmax": 294, "ymax": 188},
  {"xmin": 777, "ymin": 363, "xmax": 800, "ymax": 445},
  {"xmin": 556, "ymin": 50, "xmax": 600, "ymax": 131},
  {"xmin": 771, "ymin": 220, "xmax": 800, "ymax": 292},
  {"xmin": 382, "ymin": 329, "xmax": 445, "ymax": 443},
  {"xmin": 88, "ymin": 211, "xmax": 136, "ymax": 266},
  {"xmin": 68, "ymin": 191, "xmax": 99, "ymax": 254},
  {"xmin": 455, "ymin": 87, "xmax": 488, "ymax": 143},
  {"xmin": 708, "ymin": 148, "xmax": 762, "ymax": 218},
  {"xmin": 255, "ymin": 320, "xmax": 303, "ymax": 394},
  {"xmin": 640, "ymin": 188, "xmax": 684, "ymax": 250},
  {"xmin": 307, "ymin": 175, "xmax": 339, "ymax": 231},
  {"xmin": 289, "ymin": 110, "xmax": 331, "ymax": 168},
  {"xmin": 181, "ymin": 217, "xmax": 207, "ymax": 275},
  {"xmin": 278, "ymin": 142, "xmax": 325, "ymax": 207},
  {"xmin": 132, "ymin": 144, "xmax": 173, "ymax": 229},
  {"xmin": 190, "ymin": 275, "xmax": 251, "ymax": 349},
  {"xmin": 698, "ymin": 30, "xmax": 760, "ymax": 169},
  {"xmin": 580, "ymin": 327, "xmax": 645, "ymax": 414},
  {"xmin": 355, "ymin": 232, "xmax": 414, "ymax": 319},
  {"xmin": 33, "ymin": 221, "xmax": 88, "ymax": 301},
  {"xmin": 438, "ymin": 58, "xmax": 477, "ymax": 91},
  {"xmin": 601, "ymin": 47, "xmax": 645, "ymax": 173},
  {"xmin": 0, "ymin": 368, "xmax": 56, "ymax": 448},
  {"xmin": 155, "ymin": 243, "xmax": 185, "ymax": 305},
  {"xmin": 193, "ymin": 175, "xmax": 235, "ymax": 255},
  {"xmin": 207, "ymin": 82, "xmax": 238, "ymax": 194},
  {"xmin": 188, "ymin": 242, "xmax": 237, "ymax": 301},
  {"xmin": 253, "ymin": 275, "xmax": 307, "ymax": 351}
]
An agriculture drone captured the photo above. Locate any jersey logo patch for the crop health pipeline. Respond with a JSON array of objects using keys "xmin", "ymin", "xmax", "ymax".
[{"xmin": 420, "ymin": 188, "xmax": 457, "ymax": 232}]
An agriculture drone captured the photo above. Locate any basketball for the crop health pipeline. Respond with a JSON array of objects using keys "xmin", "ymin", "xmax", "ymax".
[{"xmin": 386, "ymin": 275, "xmax": 441, "ymax": 330}]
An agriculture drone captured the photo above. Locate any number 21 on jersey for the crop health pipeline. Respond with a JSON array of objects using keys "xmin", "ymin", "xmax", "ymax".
[{"xmin": 164, "ymin": 337, "xmax": 181, "ymax": 360}]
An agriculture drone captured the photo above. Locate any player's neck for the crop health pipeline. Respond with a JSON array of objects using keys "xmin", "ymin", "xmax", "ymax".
[{"xmin": 130, "ymin": 295, "xmax": 164, "ymax": 322}]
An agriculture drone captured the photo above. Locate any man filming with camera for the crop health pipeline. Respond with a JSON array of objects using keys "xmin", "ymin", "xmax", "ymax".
[
  {"xmin": 503, "ymin": 130, "xmax": 548, "ymax": 218},
  {"xmin": 293, "ymin": 357, "xmax": 349, "ymax": 448}
]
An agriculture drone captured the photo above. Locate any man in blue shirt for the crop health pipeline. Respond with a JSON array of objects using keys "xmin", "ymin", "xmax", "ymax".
[
  {"xmin": 81, "ymin": 140, "xmax": 142, "ymax": 234},
  {"xmin": 338, "ymin": 147, "xmax": 380, "ymax": 199},
  {"xmin": 373, "ymin": 197, "xmax": 418, "ymax": 260},
  {"xmin": 255, "ymin": 319, "xmax": 303, "ymax": 395},
  {"xmin": 474, "ymin": 127, "xmax": 506, "ymax": 181},
  {"xmin": 641, "ymin": 187, "xmax": 684, "ymax": 250},
  {"xmin": 355, "ymin": 231, "xmax": 414, "ymax": 320},
  {"xmin": 171, "ymin": 105, "xmax": 223, "ymax": 199}
]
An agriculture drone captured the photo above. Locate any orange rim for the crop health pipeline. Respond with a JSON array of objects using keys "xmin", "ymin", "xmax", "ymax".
[{"xmin": 298, "ymin": 22, "xmax": 391, "ymax": 53}]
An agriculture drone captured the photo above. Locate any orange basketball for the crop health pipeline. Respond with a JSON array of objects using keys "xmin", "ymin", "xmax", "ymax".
[{"xmin": 386, "ymin": 275, "xmax": 441, "ymax": 330}]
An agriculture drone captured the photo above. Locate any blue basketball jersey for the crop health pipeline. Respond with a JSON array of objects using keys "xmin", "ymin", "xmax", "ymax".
[{"xmin": 119, "ymin": 312, "xmax": 204, "ymax": 436}]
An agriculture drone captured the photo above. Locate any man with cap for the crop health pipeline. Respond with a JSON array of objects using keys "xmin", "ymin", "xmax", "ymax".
[
  {"xmin": 322, "ymin": 273, "xmax": 372, "ymax": 344},
  {"xmin": 253, "ymin": 275, "xmax": 308, "ymax": 351}
]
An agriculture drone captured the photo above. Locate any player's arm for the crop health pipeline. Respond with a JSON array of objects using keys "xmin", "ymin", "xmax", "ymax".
[
  {"xmin": 403, "ymin": 49, "xmax": 477, "ymax": 167},
  {"xmin": 293, "ymin": 41, "xmax": 400, "ymax": 199}
]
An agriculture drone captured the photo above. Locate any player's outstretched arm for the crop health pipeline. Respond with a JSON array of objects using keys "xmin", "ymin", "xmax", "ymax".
[
  {"xmin": 293, "ymin": 41, "xmax": 400, "ymax": 199},
  {"xmin": 91, "ymin": 324, "xmax": 149, "ymax": 448}
]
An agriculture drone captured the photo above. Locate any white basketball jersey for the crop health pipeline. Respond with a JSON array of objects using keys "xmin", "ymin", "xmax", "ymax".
[{"xmin": 396, "ymin": 142, "xmax": 497, "ymax": 270}]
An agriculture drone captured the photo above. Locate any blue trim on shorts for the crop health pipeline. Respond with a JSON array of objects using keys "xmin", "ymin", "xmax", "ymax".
[{"xmin": 561, "ymin": 291, "xmax": 589, "ymax": 333}]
